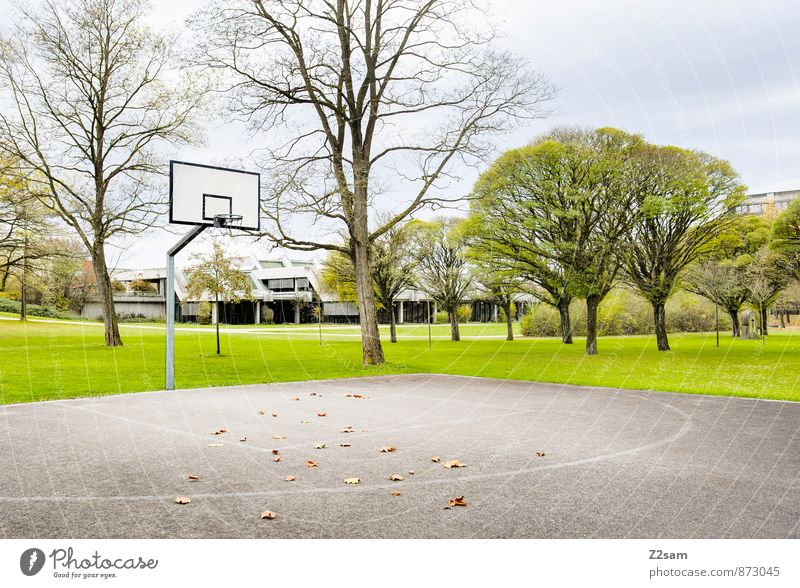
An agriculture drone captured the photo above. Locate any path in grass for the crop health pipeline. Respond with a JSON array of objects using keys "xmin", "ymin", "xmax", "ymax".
[{"xmin": 0, "ymin": 319, "xmax": 797, "ymax": 404}]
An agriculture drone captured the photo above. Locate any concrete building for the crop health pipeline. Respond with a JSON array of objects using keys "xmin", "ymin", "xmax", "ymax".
[
  {"xmin": 82, "ymin": 255, "xmax": 529, "ymax": 325},
  {"xmin": 735, "ymin": 189, "xmax": 799, "ymax": 216}
]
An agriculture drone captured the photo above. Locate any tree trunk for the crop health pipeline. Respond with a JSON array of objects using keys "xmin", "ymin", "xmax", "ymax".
[
  {"xmin": 503, "ymin": 300, "xmax": 513, "ymax": 341},
  {"xmin": 779, "ymin": 310, "xmax": 785, "ymax": 328},
  {"xmin": 91, "ymin": 243, "xmax": 122, "ymax": 346},
  {"xmin": 389, "ymin": 301, "xmax": 397, "ymax": 343},
  {"xmin": 585, "ymin": 295, "xmax": 600, "ymax": 355},
  {"xmin": 761, "ymin": 305, "xmax": 768, "ymax": 336},
  {"xmin": 557, "ymin": 300, "xmax": 572, "ymax": 344},
  {"xmin": 351, "ymin": 229, "xmax": 384, "ymax": 366},
  {"xmin": 449, "ymin": 310, "xmax": 460, "ymax": 341},
  {"xmin": 728, "ymin": 309, "xmax": 740, "ymax": 337},
  {"xmin": 215, "ymin": 295, "xmax": 221, "ymax": 355},
  {"xmin": 652, "ymin": 300, "xmax": 670, "ymax": 351}
]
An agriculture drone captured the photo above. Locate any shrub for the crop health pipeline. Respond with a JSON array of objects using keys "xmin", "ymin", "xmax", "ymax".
[
  {"xmin": 457, "ymin": 304, "xmax": 472, "ymax": 323},
  {"xmin": 434, "ymin": 310, "xmax": 448, "ymax": 324},
  {"xmin": 261, "ymin": 306, "xmax": 275, "ymax": 324},
  {"xmin": 129, "ymin": 279, "xmax": 156, "ymax": 294},
  {"xmin": 111, "ymin": 280, "xmax": 126, "ymax": 293},
  {"xmin": 0, "ymin": 295, "xmax": 84, "ymax": 320},
  {"xmin": 197, "ymin": 301, "xmax": 212, "ymax": 325}
]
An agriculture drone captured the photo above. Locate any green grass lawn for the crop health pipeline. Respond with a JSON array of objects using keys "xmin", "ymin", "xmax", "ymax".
[{"xmin": 0, "ymin": 318, "xmax": 797, "ymax": 404}]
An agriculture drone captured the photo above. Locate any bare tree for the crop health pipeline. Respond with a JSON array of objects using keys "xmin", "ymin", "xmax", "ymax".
[
  {"xmin": 0, "ymin": 0, "xmax": 204, "ymax": 345},
  {"xmin": 412, "ymin": 217, "xmax": 472, "ymax": 341},
  {"xmin": 192, "ymin": 0, "xmax": 555, "ymax": 364}
]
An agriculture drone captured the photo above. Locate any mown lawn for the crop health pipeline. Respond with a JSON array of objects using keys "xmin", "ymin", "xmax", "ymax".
[{"xmin": 0, "ymin": 318, "xmax": 797, "ymax": 404}]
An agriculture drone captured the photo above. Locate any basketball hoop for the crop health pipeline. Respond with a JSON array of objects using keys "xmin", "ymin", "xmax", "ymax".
[{"xmin": 213, "ymin": 213, "xmax": 243, "ymax": 229}]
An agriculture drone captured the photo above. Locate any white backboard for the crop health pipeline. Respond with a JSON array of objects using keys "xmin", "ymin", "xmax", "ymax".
[{"xmin": 169, "ymin": 161, "xmax": 261, "ymax": 230}]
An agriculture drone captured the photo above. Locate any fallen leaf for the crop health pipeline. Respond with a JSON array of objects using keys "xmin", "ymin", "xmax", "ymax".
[
  {"xmin": 314, "ymin": 442, "xmax": 326, "ymax": 449},
  {"xmin": 175, "ymin": 496, "xmax": 191, "ymax": 505},
  {"xmin": 378, "ymin": 446, "xmax": 397, "ymax": 453},
  {"xmin": 301, "ymin": 419, "xmax": 311, "ymax": 424},
  {"xmin": 271, "ymin": 412, "xmax": 278, "ymax": 417},
  {"xmin": 317, "ymin": 412, "xmax": 327, "ymax": 417},
  {"xmin": 211, "ymin": 429, "xmax": 226, "ymax": 436},
  {"xmin": 272, "ymin": 457, "xmax": 281, "ymax": 463},
  {"xmin": 408, "ymin": 470, "xmax": 415, "ymax": 475},
  {"xmin": 284, "ymin": 475, "xmax": 296, "ymax": 482},
  {"xmin": 344, "ymin": 478, "xmax": 360, "ymax": 484},
  {"xmin": 207, "ymin": 443, "xmax": 223, "ymax": 447},
  {"xmin": 340, "ymin": 426, "xmax": 354, "ymax": 433},
  {"xmin": 271, "ymin": 449, "xmax": 280, "ymax": 455},
  {"xmin": 448, "ymin": 496, "xmax": 467, "ymax": 507},
  {"xmin": 306, "ymin": 460, "xmax": 319, "ymax": 468},
  {"xmin": 260, "ymin": 511, "xmax": 276, "ymax": 520},
  {"xmin": 390, "ymin": 491, "xmax": 401, "ymax": 497},
  {"xmin": 339, "ymin": 443, "xmax": 351, "ymax": 447},
  {"xmin": 310, "ymin": 392, "xmax": 317, "ymax": 396},
  {"xmin": 352, "ymin": 394, "xmax": 367, "ymax": 399},
  {"xmin": 187, "ymin": 474, "xmax": 200, "ymax": 481},
  {"xmin": 431, "ymin": 456, "xmax": 441, "ymax": 463},
  {"xmin": 388, "ymin": 474, "xmax": 404, "ymax": 481},
  {"xmin": 272, "ymin": 434, "xmax": 286, "ymax": 440},
  {"xmin": 240, "ymin": 437, "xmax": 247, "ymax": 442},
  {"xmin": 443, "ymin": 460, "xmax": 466, "ymax": 469},
  {"xmin": 258, "ymin": 409, "xmax": 265, "ymax": 416},
  {"xmin": 536, "ymin": 451, "xmax": 545, "ymax": 457},
  {"xmin": 291, "ymin": 396, "xmax": 300, "ymax": 401}
]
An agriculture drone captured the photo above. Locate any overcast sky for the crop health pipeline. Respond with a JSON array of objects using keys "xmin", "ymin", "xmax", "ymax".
[{"xmin": 5, "ymin": 0, "xmax": 800, "ymax": 267}]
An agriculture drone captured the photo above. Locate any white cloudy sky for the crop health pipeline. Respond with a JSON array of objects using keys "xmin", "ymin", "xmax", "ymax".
[{"xmin": 5, "ymin": 0, "xmax": 800, "ymax": 268}]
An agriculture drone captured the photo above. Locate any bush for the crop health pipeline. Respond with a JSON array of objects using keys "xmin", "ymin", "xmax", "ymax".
[
  {"xmin": 118, "ymin": 313, "xmax": 163, "ymax": 323},
  {"xmin": 457, "ymin": 304, "xmax": 472, "ymax": 323},
  {"xmin": 520, "ymin": 289, "xmax": 732, "ymax": 338},
  {"xmin": 0, "ymin": 295, "xmax": 84, "ymax": 320},
  {"xmin": 197, "ymin": 301, "xmax": 212, "ymax": 325},
  {"xmin": 129, "ymin": 279, "xmax": 156, "ymax": 294},
  {"xmin": 434, "ymin": 310, "xmax": 448, "ymax": 324},
  {"xmin": 497, "ymin": 302, "xmax": 516, "ymax": 323},
  {"xmin": 111, "ymin": 280, "xmax": 126, "ymax": 293},
  {"xmin": 261, "ymin": 306, "xmax": 275, "ymax": 324}
]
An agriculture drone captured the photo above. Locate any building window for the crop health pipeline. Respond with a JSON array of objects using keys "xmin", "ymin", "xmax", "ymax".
[
  {"xmin": 266, "ymin": 278, "xmax": 294, "ymax": 292},
  {"xmin": 296, "ymin": 277, "xmax": 310, "ymax": 291}
]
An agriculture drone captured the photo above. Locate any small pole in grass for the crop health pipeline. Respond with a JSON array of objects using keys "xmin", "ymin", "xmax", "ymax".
[
  {"xmin": 318, "ymin": 300, "xmax": 322, "ymax": 346},
  {"xmin": 427, "ymin": 299, "xmax": 432, "ymax": 350}
]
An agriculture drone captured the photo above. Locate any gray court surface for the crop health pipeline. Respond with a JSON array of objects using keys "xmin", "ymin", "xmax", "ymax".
[{"xmin": 0, "ymin": 375, "xmax": 798, "ymax": 539}]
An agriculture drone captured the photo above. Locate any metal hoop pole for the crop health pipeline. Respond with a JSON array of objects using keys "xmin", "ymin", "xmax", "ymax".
[{"xmin": 166, "ymin": 225, "xmax": 206, "ymax": 390}]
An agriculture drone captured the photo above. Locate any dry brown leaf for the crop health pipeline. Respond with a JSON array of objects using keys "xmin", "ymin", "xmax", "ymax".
[
  {"xmin": 306, "ymin": 460, "xmax": 319, "ymax": 468},
  {"xmin": 210, "ymin": 429, "xmax": 226, "ymax": 436},
  {"xmin": 339, "ymin": 443, "xmax": 351, "ymax": 447},
  {"xmin": 271, "ymin": 449, "xmax": 280, "ymax": 455},
  {"xmin": 272, "ymin": 434, "xmax": 286, "ymax": 440},
  {"xmin": 317, "ymin": 412, "xmax": 327, "ymax": 417},
  {"xmin": 536, "ymin": 451, "xmax": 545, "ymax": 457},
  {"xmin": 344, "ymin": 478, "xmax": 360, "ymax": 484},
  {"xmin": 408, "ymin": 470, "xmax": 415, "ymax": 475},
  {"xmin": 431, "ymin": 456, "xmax": 440, "ymax": 463},
  {"xmin": 443, "ymin": 460, "xmax": 466, "ymax": 469},
  {"xmin": 390, "ymin": 491, "xmax": 401, "ymax": 497},
  {"xmin": 187, "ymin": 474, "xmax": 200, "ymax": 481},
  {"xmin": 175, "ymin": 496, "xmax": 191, "ymax": 505},
  {"xmin": 301, "ymin": 419, "xmax": 311, "ymax": 424},
  {"xmin": 448, "ymin": 496, "xmax": 467, "ymax": 507},
  {"xmin": 260, "ymin": 511, "xmax": 276, "ymax": 520},
  {"xmin": 291, "ymin": 396, "xmax": 300, "ymax": 401},
  {"xmin": 378, "ymin": 446, "xmax": 397, "ymax": 453},
  {"xmin": 344, "ymin": 394, "xmax": 369, "ymax": 399},
  {"xmin": 310, "ymin": 392, "xmax": 317, "ymax": 396},
  {"xmin": 271, "ymin": 412, "xmax": 278, "ymax": 417},
  {"xmin": 207, "ymin": 443, "xmax": 223, "ymax": 448},
  {"xmin": 340, "ymin": 426, "xmax": 354, "ymax": 433},
  {"xmin": 284, "ymin": 475, "xmax": 296, "ymax": 482},
  {"xmin": 258, "ymin": 409, "xmax": 265, "ymax": 416},
  {"xmin": 388, "ymin": 474, "xmax": 404, "ymax": 481},
  {"xmin": 272, "ymin": 456, "xmax": 281, "ymax": 463},
  {"xmin": 240, "ymin": 437, "xmax": 247, "ymax": 442}
]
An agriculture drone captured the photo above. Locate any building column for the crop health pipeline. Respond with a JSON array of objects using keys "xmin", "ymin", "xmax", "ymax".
[
  {"xmin": 398, "ymin": 301, "xmax": 404, "ymax": 324},
  {"xmin": 493, "ymin": 304, "xmax": 498, "ymax": 322},
  {"xmin": 211, "ymin": 301, "xmax": 218, "ymax": 325},
  {"xmin": 255, "ymin": 301, "xmax": 261, "ymax": 325},
  {"xmin": 294, "ymin": 303, "xmax": 300, "ymax": 324}
]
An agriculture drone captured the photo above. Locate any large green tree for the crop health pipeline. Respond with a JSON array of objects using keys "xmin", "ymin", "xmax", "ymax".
[
  {"xmin": 771, "ymin": 199, "xmax": 800, "ymax": 280},
  {"xmin": 624, "ymin": 144, "xmax": 745, "ymax": 351}
]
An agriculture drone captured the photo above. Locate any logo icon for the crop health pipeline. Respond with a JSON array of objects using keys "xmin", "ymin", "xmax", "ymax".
[{"xmin": 20, "ymin": 548, "xmax": 45, "ymax": 576}]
